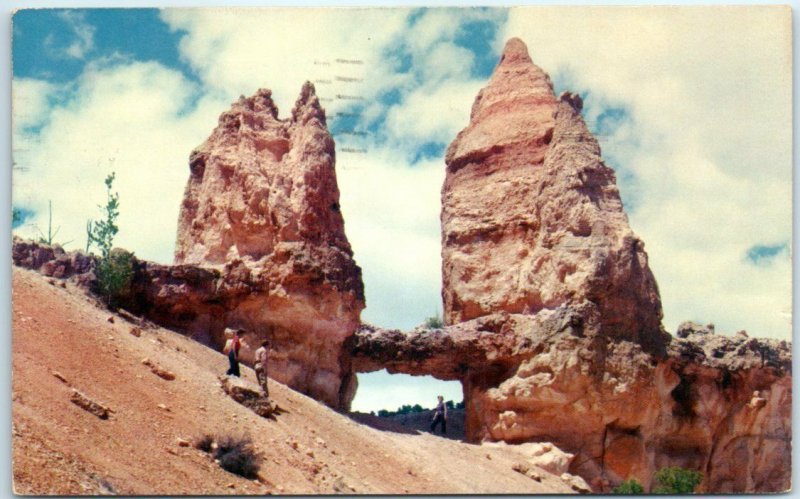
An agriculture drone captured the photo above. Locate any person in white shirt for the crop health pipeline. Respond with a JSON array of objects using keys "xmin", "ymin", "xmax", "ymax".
[{"xmin": 254, "ymin": 339, "xmax": 270, "ymax": 397}]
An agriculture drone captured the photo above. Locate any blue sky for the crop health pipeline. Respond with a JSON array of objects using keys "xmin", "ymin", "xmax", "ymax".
[{"xmin": 10, "ymin": 7, "xmax": 792, "ymax": 411}]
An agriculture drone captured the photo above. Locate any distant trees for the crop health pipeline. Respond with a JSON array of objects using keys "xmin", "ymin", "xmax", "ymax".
[{"xmin": 376, "ymin": 400, "xmax": 464, "ymax": 418}]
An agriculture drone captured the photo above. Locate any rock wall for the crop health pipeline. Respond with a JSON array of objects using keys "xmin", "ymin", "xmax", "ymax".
[
  {"xmin": 12, "ymin": 237, "xmax": 361, "ymax": 409},
  {"xmin": 172, "ymin": 83, "xmax": 364, "ymax": 409},
  {"xmin": 352, "ymin": 316, "xmax": 791, "ymax": 493},
  {"xmin": 441, "ymin": 38, "xmax": 664, "ymax": 353},
  {"xmin": 356, "ymin": 37, "xmax": 790, "ymax": 493}
]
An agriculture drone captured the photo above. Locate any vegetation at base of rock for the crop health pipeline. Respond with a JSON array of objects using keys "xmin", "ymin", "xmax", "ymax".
[
  {"xmin": 422, "ymin": 314, "xmax": 443, "ymax": 329},
  {"xmin": 86, "ymin": 172, "xmax": 133, "ymax": 307},
  {"xmin": 612, "ymin": 479, "xmax": 644, "ymax": 494},
  {"xmin": 652, "ymin": 466, "xmax": 703, "ymax": 494},
  {"xmin": 194, "ymin": 434, "xmax": 214, "ymax": 453},
  {"xmin": 195, "ymin": 434, "xmax": 262, "ymax": 479},
  {"xmin": 95, "ymin": 248, "xmax": 135, "ymax": 308}
]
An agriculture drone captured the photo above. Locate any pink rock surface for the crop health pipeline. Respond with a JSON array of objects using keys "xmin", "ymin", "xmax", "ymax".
[
  {"xmin": 174, "ymin": 83, "xmax": 364, "ymax": 409},
  {"xmin": 441, "ymin": 38, "xmax": 664, "ymax": 353}
]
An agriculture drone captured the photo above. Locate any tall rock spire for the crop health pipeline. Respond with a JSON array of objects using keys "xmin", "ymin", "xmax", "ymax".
[
  {"xmin": 441, "ymin": 38, "xmax": 665, "ymax": 352},
  {"xmin": 174, "ymin": 83, "xmax": 364, "ymax": 409}
]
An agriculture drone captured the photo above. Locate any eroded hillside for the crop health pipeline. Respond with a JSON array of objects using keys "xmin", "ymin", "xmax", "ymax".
[{"xmin": 12, "ymin": 267, "xmax": 576, "ymax": 495}]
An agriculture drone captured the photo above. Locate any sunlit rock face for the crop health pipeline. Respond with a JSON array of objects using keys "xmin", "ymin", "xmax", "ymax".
[
  {"xmin": 441, "ymin": 37, "xmax": 665, "ymax": 353},
  {"xmin": 352, "ymin": 315, "xmax": 791, "ymax": 493},
  {"xmin": 354, "ymin": 37, "xmax": 791, "ymax": 493},
  {"xmin": 174, "ymin": 83, "xmax": 364, "ymax": 409}
]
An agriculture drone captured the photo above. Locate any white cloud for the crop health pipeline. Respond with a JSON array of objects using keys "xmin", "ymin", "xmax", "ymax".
[
  {"xmin": 503, "ymin": 6, "xmax": 791, "ymax": 339},
  {"xmin": 12, "ymin": 61, "xmax": 225, "ymax": 263},
  {"xmin": 11, "ymin": 78, "xmax": 58, "ymax": 132},
  {"xmin": 45, "ymin": 10, "xmax": 95, "ymax": 60},
  {"xmin": 161, "ymin": 8, "xmax": 411, "ymax": 115},
  {"xmin": 12, "ymin": 5, "xmax": 791, "ymax": 355},
  {"xmin": 384, "ymin": 78, "xmax": 481, "ymax": 148},
  {"xmin": 337, "ymin": 148, "xmax": 445, "ymax": 329}
]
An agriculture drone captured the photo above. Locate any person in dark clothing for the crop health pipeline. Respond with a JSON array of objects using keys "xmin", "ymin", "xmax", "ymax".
[
  {"xmin": 224, "ymin": 328, "xmax": 242, "ymax": 377},
  {"xmin": 430, "ymin": 395, "xmax": 447, "ymax": 435}
]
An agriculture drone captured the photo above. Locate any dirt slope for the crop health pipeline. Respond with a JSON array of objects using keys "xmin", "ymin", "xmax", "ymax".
[{"xmin": 11, "ymin": 267, "xmax": 574, "ymax": 495}]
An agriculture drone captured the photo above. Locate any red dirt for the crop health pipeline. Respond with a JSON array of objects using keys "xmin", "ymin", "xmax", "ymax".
[{"xmin": 12, "ymin": 267, "xmax": 574, "ymax": 495}]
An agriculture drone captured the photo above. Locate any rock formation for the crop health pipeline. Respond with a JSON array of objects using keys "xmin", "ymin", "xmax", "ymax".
[
  {"xmin": 353, "ymin": 316, "xmax": 791, "ymax": 493},
  {"xmin": 354, "ymin": 37, "xmax": 790, "ymax": 493},
  {"xmin": 441, "ymin": 38, "xmax": 664, "ymax": 353},
  {"xmin": 11, "ymin": 38, "xmax": 791, "ymax": 494},
  {"xmin": 13, "ymin": 235, "xmax": 361, "ymax": 410},
  {"xmin": 171, "ymin": 83, "xmax": 364, "ymax": 409}
]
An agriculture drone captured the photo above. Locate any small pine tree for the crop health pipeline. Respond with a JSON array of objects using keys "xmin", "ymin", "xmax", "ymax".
[
  {"xmin": 613, "ymin": 479, "xmax": 645, "ymax": 494},
  {"xmin": 87, "ymin": 172, "xmax": 133, "ymax": 307},
  {"xmin": 652, "ymin": 466, "xmax": 703, "ymax": 494},
  {"xmin": 87, "ymin": 173, "xmax": 120, "ymax": 258}
]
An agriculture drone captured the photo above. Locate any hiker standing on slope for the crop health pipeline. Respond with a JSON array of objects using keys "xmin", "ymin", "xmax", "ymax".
[
  {"xmin": 254, "ymin": 339, "xmax": 270, "ymax": 397},
  {"xmin": 430, "ymin": 395, "xmax": 447, "ymax": 435},
  {"xmin": 223, "ymin": 328, "xmax": 242, "ymax": 377}
]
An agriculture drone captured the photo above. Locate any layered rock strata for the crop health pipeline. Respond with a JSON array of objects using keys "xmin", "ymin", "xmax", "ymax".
[
  {"xmin": 172, "ymin": 83, "xmax": 364, "ymax": 409},
  {"xmin": 357, "ymin": 37, "xmax": 791, "ymax": 492},
  {"xmin": 13, "ymin": 237, "xmax": 361, "ymax": 409},
  {"xmin": 352, "ymin": 317, "xmax": 791, "ymax": 493},
  {"xmin": 441, "ymin": 38, "xmax": 664, "ymax": 353}
]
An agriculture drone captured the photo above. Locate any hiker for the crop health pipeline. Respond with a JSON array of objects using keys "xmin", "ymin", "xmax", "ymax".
[
  {"xmin": 430, "ymin": 395, "xmax": 447, "ymax": 435},
  {"xmin": 254, "ymin": 339, "xmax": 270, "ymax": 397},
  {"xmin": 223, "ymin": 328, "xmax": 242, "ymax": 377}
]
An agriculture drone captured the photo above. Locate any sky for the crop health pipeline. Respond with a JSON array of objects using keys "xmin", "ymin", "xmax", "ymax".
[{"xmin": 9, "ymin": 6, "xmax": 792, "ymax": 412}]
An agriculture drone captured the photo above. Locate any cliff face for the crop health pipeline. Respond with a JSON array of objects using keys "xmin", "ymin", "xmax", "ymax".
[
  {"xmin": 441, "ymin": 38, "xmax": 664, "ymax": 353},
  {"xmin": 355, "ymin": 37, "xmax": 790, "ymax": 492},
  {"xmin": 352, "ymin": 316, "xmax": 791, "ymax": 493},
  {"xmin": 173, "ymin": 84, "xmax": 364, "ymax": 409}
]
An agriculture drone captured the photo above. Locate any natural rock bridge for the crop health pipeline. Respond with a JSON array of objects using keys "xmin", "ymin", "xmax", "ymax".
[{"xmin": 12, "ymin": 37, "xmax": 791, "ymax": 493}]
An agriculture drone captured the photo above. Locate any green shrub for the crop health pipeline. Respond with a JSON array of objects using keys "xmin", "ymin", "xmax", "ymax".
[
  {"xmin": 96, "ymin": 248, "xmax": 135, "ymax": 307},
  {"xmin": 613, "ymin": 479, "xmax": 644, "ymax": 494},
  {"xmin": 652, "ymin": 466, "xmax": 703, "ymax": 494},
  {"xmin": 214, "ymin": 435, "xmax": 262, "ymax": 479},
  {"xmin": 423, "ymin": 314, "xmax": 443, "ymax": 329}
]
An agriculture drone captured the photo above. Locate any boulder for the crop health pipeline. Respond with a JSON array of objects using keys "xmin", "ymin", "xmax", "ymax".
[
  {"xmin": 219, "ymin": 375, "xmax": 278, "ymax": 418},
  {"xmin": 70, "ymin": 389, "xmax": 111, "ymax": 419}
]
